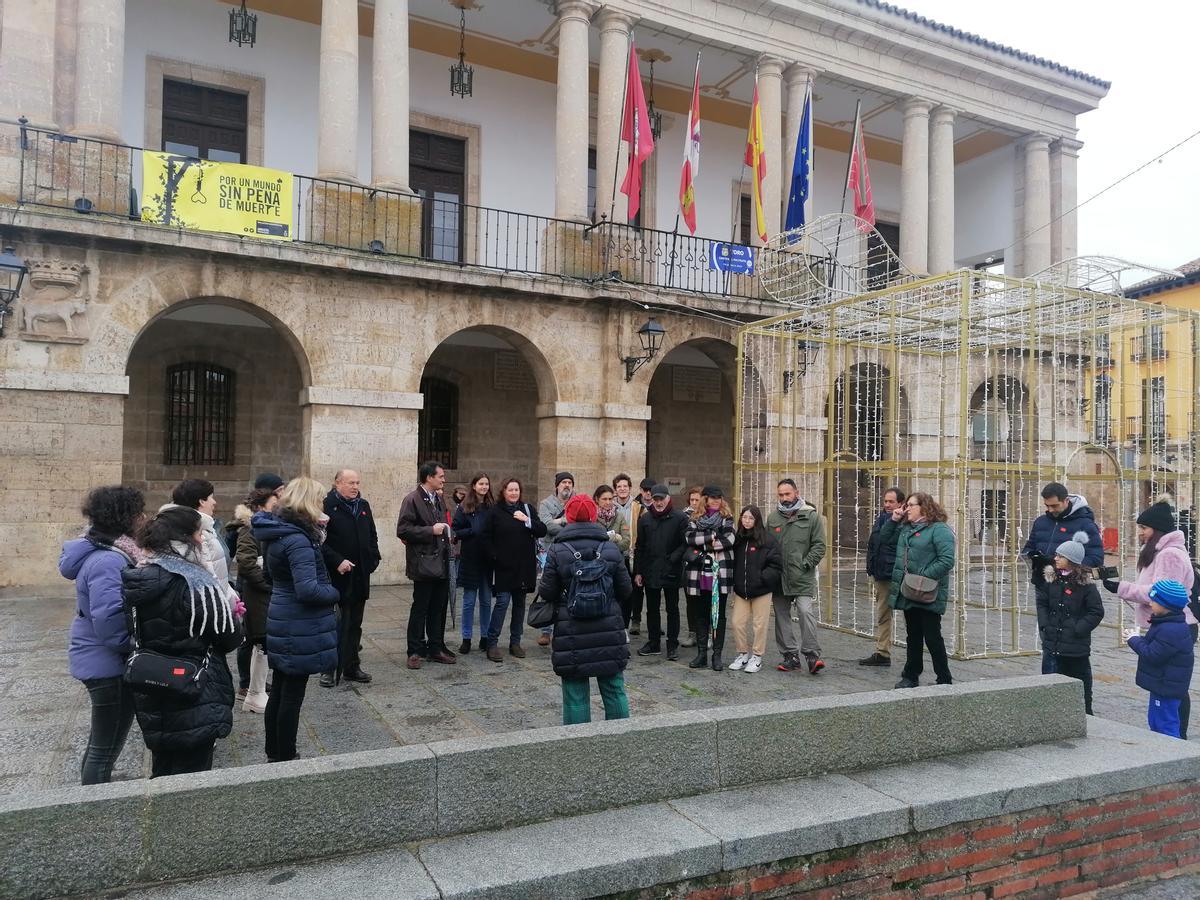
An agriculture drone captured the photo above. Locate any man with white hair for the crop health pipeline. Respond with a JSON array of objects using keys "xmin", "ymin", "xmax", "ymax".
[{"xmin": 321, "ymin": 469, "xmax": 382, "ymax": 687}]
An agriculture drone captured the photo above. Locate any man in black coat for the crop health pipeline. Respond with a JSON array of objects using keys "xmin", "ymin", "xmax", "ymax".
[
  {"xmin": 861, "ymin": 486, "xmax": 904, "ymax": 668},
  {"xmin": 633, "ymin": 485, "xmax": 689, "ymax": 660},
  {"xmin": 396, "ymin": 461, "xmax": 455, "ymax": 669},
  {"xmin": 321, "ymin": 469, "xmax": 382, "ymax": 686}
]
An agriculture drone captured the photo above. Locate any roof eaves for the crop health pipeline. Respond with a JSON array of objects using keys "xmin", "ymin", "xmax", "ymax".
[{"xmin": 856, "ymin": 1, "xmax": 1111, "ymax": 89}]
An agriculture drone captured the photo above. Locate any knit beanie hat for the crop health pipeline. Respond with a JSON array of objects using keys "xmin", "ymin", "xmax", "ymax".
[
  {"xmin": 565, "ymin": 493, "xmax": 597, "ymax": 523},
  {"xmin": 254, "ymin": 472, "xmax": 285, "ymax": 491},
  {"xmin": 554, "ymin": 472, "xmax": 575, "ymax": 489},
  {"xmin": 1136, "ymin": 501, "xmax": 1176, "ymax": 534},
  {"xmin": 1148, "ymin": 579, "xmax": 1189, "ymax": 611},
  {"xmin": 1054, "ymin": 531, "xmax": 1090, "ymax": 566}
]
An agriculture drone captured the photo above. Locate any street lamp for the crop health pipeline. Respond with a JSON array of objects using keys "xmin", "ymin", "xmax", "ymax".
[
  {"xmin": 782, "ymin": 339, "xmax": 819, "ymax": 393},
  {"xmin": 228, "ymin": 0, "xmax": 257, "ymax": 48},
  {"xmin": 0, "ymin": 245, "xmax": 29, "ymax": 337},
  {"xmin": 623, "ymin": 317, "xmax": 666, "ymax": 381},
  {"xmin": 449, "ymin": 9, "xmax": 474, "ymax": 98}
]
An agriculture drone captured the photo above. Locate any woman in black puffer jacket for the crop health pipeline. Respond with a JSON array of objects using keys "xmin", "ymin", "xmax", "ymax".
[
  {"xmin": 122, "ymin": 506, "xmax": 243, "ymax": 778},
  {"xmin": 538, "ymin": 494, "xmax": 632, "ymax": 725},
  {"xmin": 729, "ymin": 505, "xmax": 783, "ymax": 674}
]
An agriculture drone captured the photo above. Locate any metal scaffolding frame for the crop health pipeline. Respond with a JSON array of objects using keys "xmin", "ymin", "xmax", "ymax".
[{"xmin": 737, "ymin": 215, "xmax": 1199, "ymax": 659}]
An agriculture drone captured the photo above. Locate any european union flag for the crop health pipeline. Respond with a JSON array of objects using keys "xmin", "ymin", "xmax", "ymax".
[{"xmin": 784, "ymin": 86, "xmax": 812, "ymax": 240}]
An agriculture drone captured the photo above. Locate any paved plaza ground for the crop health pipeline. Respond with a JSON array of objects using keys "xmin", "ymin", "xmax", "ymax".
[{"xmin": 1, "ymin": 582, "xmax": 1181, "ymax": 798}]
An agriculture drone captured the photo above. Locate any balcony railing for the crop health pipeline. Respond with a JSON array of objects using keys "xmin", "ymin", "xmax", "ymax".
[
  {"xmin": 3, "ymin": 123, "xmax": 779, "ymax": 302},
  {"xmin": 1126, "ymin": 415, "xmax": 1169, "ymax": 447},
  {"xmin": 1130, "ymin": 334, "xmax": 1168, "ymax": 362}
]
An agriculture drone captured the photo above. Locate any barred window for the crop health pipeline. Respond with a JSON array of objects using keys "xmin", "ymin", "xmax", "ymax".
[
  {"xmin": 164, "ymin": 363, "xmax": 235, "ymax": 465},
  {"xmin": 418, "ymin": 376, "xmax": 458, "ymax": 469}
]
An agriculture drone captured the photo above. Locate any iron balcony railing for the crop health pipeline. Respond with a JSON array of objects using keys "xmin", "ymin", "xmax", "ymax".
[
  {"xmin": 1125, "ymin": 415, "xmax": 1169, "ymax": 446},
  {"xmin": 5, "ymin": 122, "xmax": 775, "ymax": 301},
  {"xmin": 1130, "ymin": 333, "xmax": 1168, "ymax": 362}
]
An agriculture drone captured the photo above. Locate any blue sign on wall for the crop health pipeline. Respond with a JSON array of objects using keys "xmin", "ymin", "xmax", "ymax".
[{"xmin": 709, "ymin": 242, "xmax": 755, "ymax": 274}]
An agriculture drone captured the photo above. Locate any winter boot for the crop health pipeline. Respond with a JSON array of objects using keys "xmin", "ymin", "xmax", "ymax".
[{"xmin": 242, "ymin": 646, "xmax": 269, "ymax": 714}]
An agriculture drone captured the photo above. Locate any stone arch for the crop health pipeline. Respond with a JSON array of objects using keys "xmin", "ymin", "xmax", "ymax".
[
  {"xmin": 416, "ymin": 321, "xmax": 559, "ymax": 406},
  {"xmin": 122, "ymin": 298, "xmax": 311, "ymax": 508},
  {"xmin": 968, "ymin": 375, "xmax": 1030, "ymax": 463},
  {"xmin": 416, "ymin": 324, "xmax": 556, "ymax": 494}
]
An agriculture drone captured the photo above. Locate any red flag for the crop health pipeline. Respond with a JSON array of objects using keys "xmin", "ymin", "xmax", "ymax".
[
  {"xmin": 678, "ymin": 54, "xmax": 701, "ymax": 234},
  {"xmin": 847, "ymin": 106, "xmax": 875, "ymax": 232},
  {"xmin": 620, "ymin": 45, "xmax": 655, "ymax": 221},
  {"xmin": 744, "ymin": 76, "xmax": 767, "ymax": 243}
]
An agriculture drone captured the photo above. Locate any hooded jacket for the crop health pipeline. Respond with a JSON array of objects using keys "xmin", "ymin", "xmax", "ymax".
[
  {"xmin": 766, "ymin": 502, "xmax": 827, "ymax": 598},
  {"xmin": 1128, "ymin": 609, "xmax": 1195, "ymax": 699},
  {"xmin": 60, "ymin": 537, "xmax": 136, "ymax": 681},
  {"xmin": 539, "ymin": 522, "xmax": 632, "ymax": 679},
  {"xmin": 121, "ymin": 561, "xmax": 243, "ymax": 752},
  {"xmin": 158, "ymin": 503, "xmax": 232, "ymax": 585},
  {"xmin": 253, "ymin": 511, "xmax": 340, "ymax": 675},
  {"xmin": 1117, "ymin": 529, "xmax": 1199, "ymax": 629},
  {"xmin": 233, "ymin": 505, "xmax": 271, "ymax": 643},
  {"xmin": 1022, "ymin": 495, "xmax": 1104, "ymax": 567}
]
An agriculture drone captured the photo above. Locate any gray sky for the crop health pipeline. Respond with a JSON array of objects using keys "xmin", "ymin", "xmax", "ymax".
[{"xmin": 911, "ymin": 0, "xmax": 1199, "ymax": 272}]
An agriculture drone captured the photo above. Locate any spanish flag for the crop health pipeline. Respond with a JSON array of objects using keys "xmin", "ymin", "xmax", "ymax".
[{"xmin": 744, "ymin": 75, "xmax": 767, "ymax": 243}]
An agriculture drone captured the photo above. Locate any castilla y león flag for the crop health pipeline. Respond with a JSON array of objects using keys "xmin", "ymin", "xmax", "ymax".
[
  {"xmin": 678, "ymin": 54, "xmax": 701, "ymax": 234},
  {"xmin": 847, "ymin": 105, "xmax": 875, "ymax": 232},
  {"xmin": 744, "ymin": 75, "xmax": 768, "ymax": 243},
  {"xmin": 620, "ymin": 45, "xmax": 656, "ymax": 221}
]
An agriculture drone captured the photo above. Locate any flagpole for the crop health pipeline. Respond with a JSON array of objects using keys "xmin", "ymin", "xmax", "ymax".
[
  {"xmin": 726, "ymin": 63, "xmax": 758, "ymax": 296},
  {"xmin": 668, "ymin": 51, "xmax": 700, "ymax": 289},
  {"xmin": 607, "ymin": 32, "xmax": 633, "ymax": 229},
  {"xmin": 831, "ymin": 98, "xmax": 861, "ymax": 288}
]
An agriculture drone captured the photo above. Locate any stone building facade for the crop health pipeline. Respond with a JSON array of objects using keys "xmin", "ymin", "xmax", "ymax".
[{"xmin": 0, "ymin": 0, "xmax": 1108, "ymax": 590}]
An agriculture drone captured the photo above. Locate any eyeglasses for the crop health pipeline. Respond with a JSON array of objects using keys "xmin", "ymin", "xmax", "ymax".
[{"xmin": 905, "ymin": 501, "xmax": 920, "ymax": 508}]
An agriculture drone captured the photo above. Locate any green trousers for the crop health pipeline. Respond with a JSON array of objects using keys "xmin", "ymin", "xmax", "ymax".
[{"xmin": 561, "ymin": 673, "xmax": 630, "ymax": 725}]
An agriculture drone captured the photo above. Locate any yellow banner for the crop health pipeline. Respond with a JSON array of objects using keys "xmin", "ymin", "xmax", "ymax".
[{"xmin": 141, "ymin": 152, "xmax": 293, "ymax": 240}]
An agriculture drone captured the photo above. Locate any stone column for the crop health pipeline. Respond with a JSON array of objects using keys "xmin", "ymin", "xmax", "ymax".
[
  {"xmin": 1050, "ymin": 137, "xmax": 1082, "ymax": 265},
  {"xmin": 594, "ymin": 8, "xmax": 634, "ymax": 225},
  {"xmin": 1021, "ymin": 133, "xmax": 1053, "ymax": 276},
  {"xmin": 537, "ymin": 402, "xmax": 605, "ymax": 498},
  {"xmin": 899, "ymin": 97, "xmax": 933, "ymax": 273},
  {"xmin": 371, "ymin": 0, "xmax": 410, "ymax": 192},
  {"xmin": 756, "ymin": 56, "xmax": 785, "ymax": 243},
  {"xmin": 927, "ymin": 105, "xmax": 957, "ymax": 274},
  {"xmin": 317, "ymin": 0, "xmax": 360, "ymax": 182},
  {"xmin": 554, "ymin": 0, "xmax": 594, "ymax": 222},
  {"xmin": 73, "ymin": 0, "xmax": 126, "ymax": 141},
  {"xmin": 0, "ymin": 0, "xmax": 59, "ymax": 128},
  {"xmin": 783, "ymin": 64, "xmax": 816, "ymax": 231}
]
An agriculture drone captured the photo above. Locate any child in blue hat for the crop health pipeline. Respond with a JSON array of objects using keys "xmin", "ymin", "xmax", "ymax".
[{"xmin": 1125, "ymin": 579, "xmax": 1195, "ymax": 738}]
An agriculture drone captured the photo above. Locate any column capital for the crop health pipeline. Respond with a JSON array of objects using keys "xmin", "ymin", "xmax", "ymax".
[
  {"xmin": 1052, "ymin": 136, "xmax": 1084, "ymax": 156},
  {"xmin": 929, "ymin": 104, "xmax": 957, "ymax": 126},
  {"xmin": 593, "ymin": 6, "xmax": 635, "ymax": 32},
  {"xmin": 783, "ymin": 63, "xmax": 817, "ymax": 87},
  {"xmin": 902, "ymin": 96, "xmax": 935, "ymax": 119},
  {"xmin": 756, "ymin": 55, "xmax": 786, "ymax": 77},
  {"xmin": 1018, "ymin": 132, "xmax": 1052, "ymax": 152},
  {"xmin": 554, "ymin": 0, "xmax": 596, "ymax": 22}
]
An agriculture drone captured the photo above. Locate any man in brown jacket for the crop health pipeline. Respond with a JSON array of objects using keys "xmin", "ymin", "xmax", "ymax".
[{"xmin": 396, "ymin": 460, "xmax": 455, "ymax": 669}]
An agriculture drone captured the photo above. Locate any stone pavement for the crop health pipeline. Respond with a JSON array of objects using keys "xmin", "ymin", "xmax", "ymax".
[{"xmin": 0, "ymin": 584, "xmax": 1179, "ymax": 797}]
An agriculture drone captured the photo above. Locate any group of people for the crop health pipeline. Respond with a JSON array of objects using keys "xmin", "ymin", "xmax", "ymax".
[{"xmin": 61, "ymin": 469, "xmax": 1198, "ymax": 787}]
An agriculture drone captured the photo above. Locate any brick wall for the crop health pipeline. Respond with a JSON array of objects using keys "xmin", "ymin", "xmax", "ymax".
[
  {"xmin": 643, "ymin": 780, "xmax": 1200, "ymax": 900},
  {"xmin": 122, "ymin": 319, "xmax": 304, "ymax": 512}
]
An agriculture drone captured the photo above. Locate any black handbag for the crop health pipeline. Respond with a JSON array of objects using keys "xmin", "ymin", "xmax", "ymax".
[
  {"xmin": 411, "ymin": 547, "xmax": 446, "ymax": 580},
  {"xmin": 123, "ymin": 607, "xmax": 209, "ymax": 699},
  {"xmin": 527, "ymin": 594, "xmax": 556, "ymax": 629}
]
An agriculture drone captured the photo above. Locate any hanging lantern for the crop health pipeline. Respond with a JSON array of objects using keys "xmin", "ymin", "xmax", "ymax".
[
  {"xmin": 228, "ymin": 0, "xmax": 257, "ymax": 48},
  {"xmin": 646, "ymin": 60, "xmax": 663, "ymax": 141},
  {"xmin": 449, "ymin": 9, "xmax": 474, "ymax": 98}
]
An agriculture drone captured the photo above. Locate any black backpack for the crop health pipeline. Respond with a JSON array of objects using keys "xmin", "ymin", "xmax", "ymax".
[{"xmin": 563, "ymin": 542, "xmax": 613, "ymax": 619}]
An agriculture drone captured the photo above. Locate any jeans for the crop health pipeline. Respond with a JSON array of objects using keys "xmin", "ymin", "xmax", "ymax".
[
  {"xmin": 561, "ymin": 673, "xmax": 630, "ymax": 725},
  {"xmin": 264, "ymin": 671, "xmax": 310, "ymax": 761},
  {"xmin": 150, "ymin": 742, "xmax": 214, "ymax": 778},
  {"xmin": 901, "ymin": 607, "xmax": 953, "ymax": 684},
  {"xmin": 1042, "ymin": 652, "xmax": 1094, "ymax": 715},
  {"xmin": 408, "ymin": 578, "xmax": 450, "ymax": 657},
  {"xmin": 489, "ymin": 591, "xmax": 526, "ymax": 647},
  {"xmin": 644, "ymin": 585, "xmax": 681, "ymax": 647},
  {"xmin": 461, "ymin": 584, "xmax": 494, "ymax": 641},
  {"xmin": 80, "ymin": 676, "xmax": 136, "ymax": 785}
]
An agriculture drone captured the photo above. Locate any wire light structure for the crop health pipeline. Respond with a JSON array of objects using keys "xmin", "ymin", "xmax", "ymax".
[{"xmin": 738, "ymin": 214, "xmax": 1198, "ymax": 659}]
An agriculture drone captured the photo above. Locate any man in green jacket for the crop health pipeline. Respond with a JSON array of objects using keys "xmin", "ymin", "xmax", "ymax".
[{"xmin": 766, "ymin": 478, "xmax": 827, "ymax": 673}]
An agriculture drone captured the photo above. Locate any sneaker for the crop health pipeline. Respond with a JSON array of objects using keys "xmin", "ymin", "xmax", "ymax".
[
  {"xmin": 807, "ymin": 657, "xmax": 825, "ymax": 675},
  {"xmin": 776, "ymin": 653, "xmax": 802, "ymax": 672},
  {"xmin": 858, "ymin": 653, "xmax": 891, "ymax": 667},
  {"xmin": 894, "ymin": 677, "xmax": 919, "ymax": 689},
  {"xmin": 728, "ymin": 653, "xmax": 750, "ymax": 671},
  {"xmin": 679, "ymin": 632, "xmax": 697, "ymax": 648},
  {"xmin": 637, "ymin": 642, "xmax": 661, "ymax": 656},
  {"xmin": 629, "ymin": 621, "xmax": 641, "ymax": 636},
  {"xmin": 744, "ymin": 655, "xmax": 763, "ymax": 674},
  {"xmin": 666, "ymin": 645, "xmax": 680, "ymax": 661}
]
